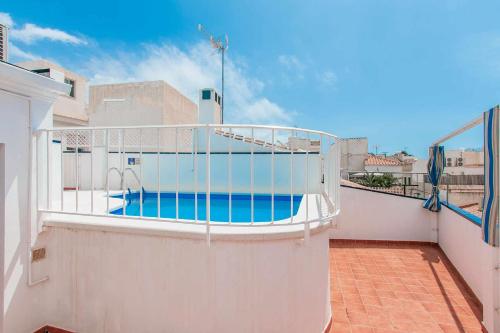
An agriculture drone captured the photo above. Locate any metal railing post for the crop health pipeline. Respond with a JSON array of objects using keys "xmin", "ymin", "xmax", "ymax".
[
  {"xmin": 206, "ymin": 126, "xmax": 211, "ymax": 245},
  {"xmin": 290, "ymin": 129, "xmax": 294, "ymax": 224},
  {"xmin": 121, "ymin": 129, "xmax": 126, "ymax": 216},
  {"xmin": 194, "ymin": 128, "xmax": 198, "ymax": 222},
  {"xmin": 157, "ymin": 128, "xmax": 161, "ymax": 218},
  {"xmin": 319, "ymin": 134, "xmax": 323, "ymax": 218},
  {"xmin": 228, "ymin": 127, "xmax": 232, "ymax": 223},
  {"xmin": 250, "ymin": 128, "xmax": 254, "ymax": 224},
  {"xmin": 75, "ymin": 131, "xmax": 79, "ymax": 212},
  {"xmin": 139, "ymin": 129, "xmax": 143, "ymax": 217},
  {"xmin": 60, "ymin": 131, "xmax": 64, "ymax": 211},
  {"xmin": 175, "ymin": 127, "xmax": 179, "ymax": 221},
  {"xmin": 90, "ymin": 129, "xmax": 94, "ymax": 214},
  {"xmin": 305, "ymin": 133, "xmax": 310, "ymax": 242},
  {"xmin": 271, "ymin": 128, "xmax": 275, "ymax": 223},
  {"xmin": 106, "ymin": 129, "xmax": 110, "ymax": 215}
]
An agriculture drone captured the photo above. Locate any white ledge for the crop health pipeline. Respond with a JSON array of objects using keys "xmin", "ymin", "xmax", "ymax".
[{"xmin": 43, "ymin": 213, "xmax": 336, "ymax": 241}]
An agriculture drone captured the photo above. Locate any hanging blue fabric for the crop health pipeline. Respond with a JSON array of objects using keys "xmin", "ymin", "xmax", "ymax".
[
  {"xmin": 423, "ymin": 145, "xmax": 445, "ymax": 212},
  {"xmin": 482, "ymin": 106, "xmax": 499, "ymax": 246}
]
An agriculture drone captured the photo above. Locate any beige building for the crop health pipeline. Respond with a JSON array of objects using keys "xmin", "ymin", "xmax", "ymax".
[
  {"xmin": 88, "ymin": 80, "xmax": 198, "ymax": 127},
  {"xmin": 339, "ymin": 137, "xmax": 368, "ymax": 172},
  {"xmin": 445, "ymin": 149, "xmax": 484, "ymax": 175},
  {"xmin": 17, "ymin": 59, "xmax": 89, "ymax": 126},
  {"xmin": 87, "ymin": 81, "xmax": 201, "ymax": 152}
]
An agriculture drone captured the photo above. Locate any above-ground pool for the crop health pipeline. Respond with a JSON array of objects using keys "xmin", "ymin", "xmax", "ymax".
[{"xmin": 110, "ymin": 191, "xmax": 303, "ymax": 223}]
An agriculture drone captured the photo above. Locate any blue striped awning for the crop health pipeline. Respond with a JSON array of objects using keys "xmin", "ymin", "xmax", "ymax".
[
  {"xmin": 482, "ymin": 106, "xmax": 500, "ymax": 246},
  {"xmin": 423, "ymin": 145, "xmax": 445, "ymax": 212}
]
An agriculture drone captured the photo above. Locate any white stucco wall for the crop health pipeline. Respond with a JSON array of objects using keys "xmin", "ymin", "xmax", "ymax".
[
  {"xmin": 35, "ymin": 221, "xmax": 332, "ymax": 333},
  {"xmin": 438, "ymin": 206, "xmax": 500, "ymax": 333},
  {"xmin": 331, "ymin": 186, "xmax": 437, "ymax": 241},
  {"xmin": 0, "ymin": 62, "xmax": 68, "ymax": 333}
]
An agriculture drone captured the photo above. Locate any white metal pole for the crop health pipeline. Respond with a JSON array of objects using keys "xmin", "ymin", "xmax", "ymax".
[
  {"xmin": 206, "ymin": 126, "xmax": 211, "ymax": 245},
  {"xmin": 228, "ymin": 127, "xmax": 232, "ymax": 223},
  {"xmin": 319, "ymin": 134, "xmax": 323, "ymax": 218},
  {"xmin": 139, "ymin": 129, "xmax": 143, "ymax": 217},
  {"xmin": 194, "ymin": 128, "xmax": 198, "ymax": 222},
  {"xmin": 106, "ymin": 129, "xmax": 110, "ymax": 215},
  {"xmin": 432, "ymin": 115, "xmax": 483, "ymax": 146},
  {"xmin": 175, "ymin": 127, "xmax": 179, "ymax": 221},
  {"xmin": 90, "ymin": 129, "xmax": 94, "ymax": 214},
  {"xmin": 75, "ymin": 131, "xmax": 79, "ymax": 212},
  {"xmin": 46, "ymin": 131, "xmax": 51, "ymax": 210},
  {"xmin": 121, "ymin": 129, "xmax": 125, "ymax": 216},
  {"xmin": 304, "ymin": 133, "xmax": 310, "ymax": 242},
  {"xmin": 250, "ymin": 128, "xmax": 254, "ymax": 224},
  {"xmin": 157, "ymin": 128, "xmax": 161, "ymax": 218},
  {"xmin": 60, "ymin": 132, "xmax": 64, "ymax": 211},
  {"xmin": 271, "ymin": 128, "xmax": 275, "ymax": 223},
  {"xmin": 306, "ymin": 133, "xmax": 310, "ymax": 223},
  {"xmin": 290, "ymin": 129, "xmax": 294, "ymax": 224}
]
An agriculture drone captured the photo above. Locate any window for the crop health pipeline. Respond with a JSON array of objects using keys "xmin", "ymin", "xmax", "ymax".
[
  {"xmin": 32, "ymin": 68, "xmax": 51, "ymax": 78},
  {"xmin": 202, "ymin": 89, "xmax": 211, "ymax": 100},
  {"xmin": 218, "ymin": 96, "xmax": 221, "ymax": 105},
  {"xmin": 214, "ymin": 92, "xmax": 218, "ymax": 102},
  {"xmin": 64, "ymin": 78, "xmax": 75, "ymax": 97}
]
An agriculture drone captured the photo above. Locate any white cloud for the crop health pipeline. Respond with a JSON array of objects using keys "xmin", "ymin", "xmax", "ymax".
[
  {"xmin": 11, "ymin": 23, "xmax": 86, "ymax": 45},
  {"xmin": 10, "ymin": 44, "xmax": 37, "ymax": 60},
  {"xmin": 0, "ymin": 12, "xmax": 13, "ymax": 27},
  {"xmin": 85, "ymin": 42, "xmax": 294, "ymax": 125},
  {"xmin": 278, "ymin": 54, "xmax": 305, "ymax": 71},
  {"xmin": 317, "ymin": 70, "xmax": 338, "ymax": 86},
  {"xmin": 0, "ymin": 12, "xmax": 86, "ymax": 45}
]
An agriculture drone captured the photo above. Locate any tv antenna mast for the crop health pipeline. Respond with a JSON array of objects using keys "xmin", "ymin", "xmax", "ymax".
[{"xmin": 197, "ymin": 24, "xmax": 229, "ymax": 123}]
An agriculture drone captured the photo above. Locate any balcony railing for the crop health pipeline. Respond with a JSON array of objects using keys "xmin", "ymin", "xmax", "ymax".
[
  {"xmin": 36, "ymin": 124, "xmax": 340, "ymax": 239},
  {"xmin": 343, "ymin": 170, "xmax": 484, "ymax": 221}
]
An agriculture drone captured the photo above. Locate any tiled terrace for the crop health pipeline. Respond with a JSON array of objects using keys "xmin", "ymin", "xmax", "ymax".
[{"xmin": 329, "ymin": 240, "xmax": 485, "ymax": 333}]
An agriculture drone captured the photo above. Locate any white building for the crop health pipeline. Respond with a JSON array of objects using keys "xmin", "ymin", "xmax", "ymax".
[{"xmin": 17, "ymin": 60, "xmax": 89, "ymax": 127}]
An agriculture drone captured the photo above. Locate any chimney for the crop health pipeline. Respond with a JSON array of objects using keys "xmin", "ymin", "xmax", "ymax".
[
  {"xmin": 198, "ymin": 88, "xmax": 222, "ymax": 124},
  {"xmin": 0, "ymin": 24, "xmax": 8, "ymax": 62}
]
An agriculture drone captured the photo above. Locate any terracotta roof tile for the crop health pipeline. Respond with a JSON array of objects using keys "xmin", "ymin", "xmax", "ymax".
[{"xmin": 364, "ymin": 155, "xmax": 403, "ymax": 166}]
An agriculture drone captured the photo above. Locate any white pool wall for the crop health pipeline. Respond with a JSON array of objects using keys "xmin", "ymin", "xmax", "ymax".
[{"xmin": 35, "ymin": 220, "xmax": 332, "ymax": 333}]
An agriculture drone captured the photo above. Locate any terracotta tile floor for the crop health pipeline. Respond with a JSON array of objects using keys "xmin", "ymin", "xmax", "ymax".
[{"xmin": 328, "ymin": 240, "xmax": 485, "ymax": 333}]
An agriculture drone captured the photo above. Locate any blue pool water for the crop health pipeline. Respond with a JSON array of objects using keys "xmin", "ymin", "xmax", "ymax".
[{"xmin": 110, "ymin": 191, "xmax": 303, "ymax": 223}]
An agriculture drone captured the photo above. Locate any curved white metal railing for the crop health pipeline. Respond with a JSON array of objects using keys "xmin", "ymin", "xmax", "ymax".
[{"xmin": 36, "ymin": 124, "xmax": 340, "ymax": 238}]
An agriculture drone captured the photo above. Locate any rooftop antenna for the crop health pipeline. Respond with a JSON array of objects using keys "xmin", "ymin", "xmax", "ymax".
[{"xmin": 197, "ymin": 24, "xmax": 229, "ymax": 123}]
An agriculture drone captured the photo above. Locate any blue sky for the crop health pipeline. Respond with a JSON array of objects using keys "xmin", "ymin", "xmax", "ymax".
[{"xmin": 2, "ymin": 0, "xmax": 500, "ymax": 157}]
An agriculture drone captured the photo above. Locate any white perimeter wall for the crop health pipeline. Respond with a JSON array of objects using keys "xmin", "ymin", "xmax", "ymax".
[
  {"xmin": 331, "ymin": 186, "xmax": 437, "ymax": 242},
  {"xmin": 35, "ymin": 224, "xmax": 332, "ymax": 333},
  {"xmin": 438, "ymin": 206, "xmax": 500, "ymax": 333}
]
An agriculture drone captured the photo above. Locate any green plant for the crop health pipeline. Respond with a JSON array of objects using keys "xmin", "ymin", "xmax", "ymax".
[{"xmin": 357, "ymin": 172, "xmax": 397, "ymax": 188}]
